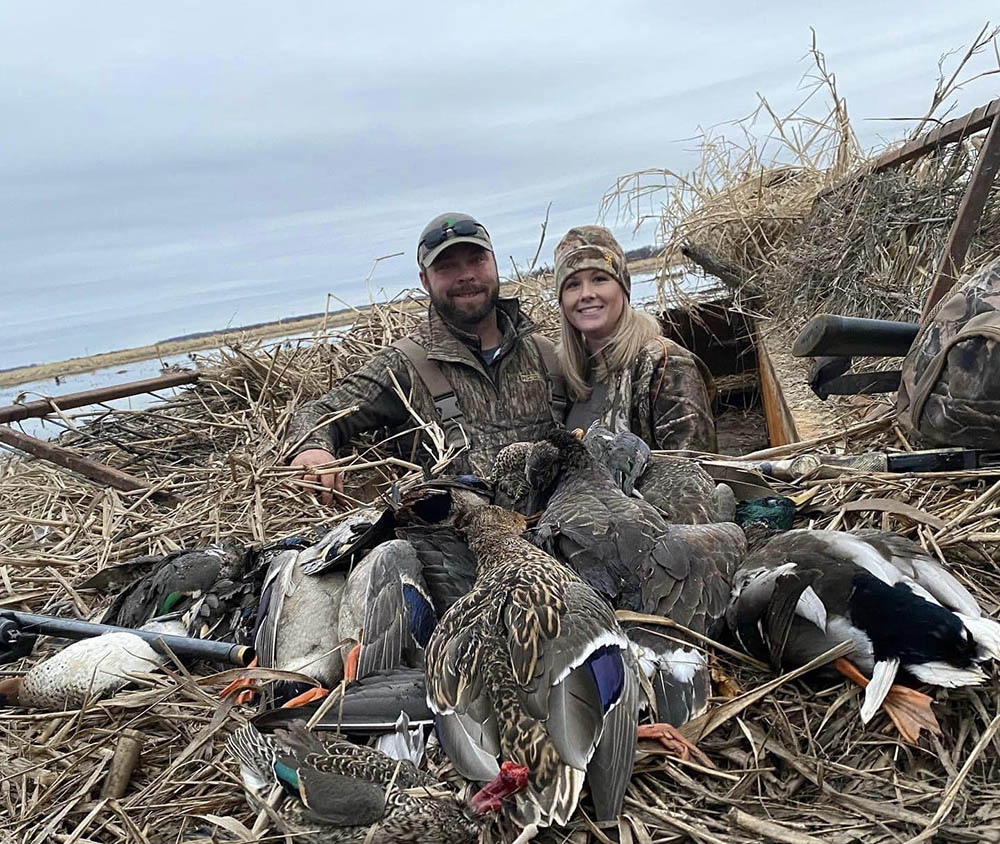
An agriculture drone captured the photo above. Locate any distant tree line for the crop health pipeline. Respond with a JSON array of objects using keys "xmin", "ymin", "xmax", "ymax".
[{"xmin": 523, "ymin": 244, "xmax": 661, "ymax": 279}]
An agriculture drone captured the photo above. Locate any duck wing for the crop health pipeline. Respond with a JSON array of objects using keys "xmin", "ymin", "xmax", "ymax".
[
  {"xmin": 398, "ymin": 525, "xmax": 478, "ymax": 616},
  {"xmin": 226, "ymin": 724, "xmax": 386, "ymax": 826},
  {"xmin": 425, "ymin": 581, "xmax": 501, "ymax": 783},
  {"xmin": 254, "ymin": 667, "xmax": 432, "ymax": 733},
  {"xmin": 358, "ymin": 541, "xmax": 436, "ymax": 679},
  {"xmin": 637, "ymin": 456, "xmax": 720, "ymax": 524},
  {"xmin": 849, "ymin": 529, "xmax": 981, "ymax": 615},
  {"xmin": 503, "ymin": 569, "xmax": 637, "ymax": 824}
]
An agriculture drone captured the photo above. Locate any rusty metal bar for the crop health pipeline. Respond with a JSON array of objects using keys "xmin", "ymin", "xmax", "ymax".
[
  {"xmin": 921, "ymin": 110, "xmax": 1000, "ymax": 320},
  {"xmin": 0, "ymin": 370, "xmax": 200, "ymax": 424},
  {"xmin": 0, "ymin": 426, "xmax": 183, "ymax": 505}
]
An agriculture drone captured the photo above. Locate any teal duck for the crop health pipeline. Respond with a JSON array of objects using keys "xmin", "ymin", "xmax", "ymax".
[
  {"xmin": 0, "ymin": 620, "xmax": 182, "ymax": 709},
  {"xmin": 425, "ymin": 505, "xmax": 639, "ymax": 834},
  {"xmin": 729, "ymin": 496, "xmax": 1000, "ymax": 742},
  {"xmin": 226, "ymin": 722, "xmax": 526, "ymax": 844}
]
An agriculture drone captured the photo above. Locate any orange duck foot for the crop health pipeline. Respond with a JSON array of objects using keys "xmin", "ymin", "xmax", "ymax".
[
  {"xmin": 220, "ymin": 656, "xmax": 258, "ymax": 704},
  {"xmin": 637, "ymin": 723, "xmax": 715, "ymax": 768},
  {"xmin": 343, "ymin": 643, "xmax": 362, "ymax": 683},
  {"xmin": 833, "ymin": 657, "xmax": 942, "ymax": 744},
  {"xmin": 281, "ymin": 686, "xmax": 330, "ymax": 709}
]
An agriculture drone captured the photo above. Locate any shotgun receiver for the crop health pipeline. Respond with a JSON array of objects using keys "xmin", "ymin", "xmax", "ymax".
[{"xmin": 0, "ymin": 610, "xmax": 254, "ymax": 666}]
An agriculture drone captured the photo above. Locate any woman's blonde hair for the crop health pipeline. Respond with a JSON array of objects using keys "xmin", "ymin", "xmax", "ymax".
[{"xmin": 558, "ymin": 302, "xmax": 661, "ymax": 401}]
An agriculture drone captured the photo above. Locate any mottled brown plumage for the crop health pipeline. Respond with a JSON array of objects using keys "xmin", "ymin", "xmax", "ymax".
[{"xmin": 425, "ymin": 505, "xmax": 638, "ymax": 831}]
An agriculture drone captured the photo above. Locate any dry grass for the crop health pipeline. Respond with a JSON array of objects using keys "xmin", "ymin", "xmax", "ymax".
[
  {"xmin": 605, "ymin": 26, "xmax": 1000, "ymax": 336},
  {"xmin": 1, "ymin": 278, "xmax": 1000, "ymax": 842}
]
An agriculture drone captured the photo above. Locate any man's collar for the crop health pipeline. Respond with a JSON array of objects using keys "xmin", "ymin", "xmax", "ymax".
[{"xmin": 425, "ymin": 297, "xmax": 532, "ymax": 357}]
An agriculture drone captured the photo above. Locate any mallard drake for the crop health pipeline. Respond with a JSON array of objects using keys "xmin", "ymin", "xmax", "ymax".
[
  {"xmin": 512, "ymin": 430, "xmax": 744, "ymax": 744},
  {"xmin": 729, "ymin": 496, "xmax": 1000, "ymax": 742},
  {"xmin": 585, "ymin": 426, "xmax": 736, "ymax": 523},
  {"xmin": 242, "ymin": 511, "xmax": 380, "ymax": 706},
  {"xmin": 426, "ymin": 505, "xmax": 639, "ymax": 834},
  {"xmin": 226, "ymin": 722, "xmax": 526, "ymax": 844},
  {"xmin": 0, "ymin": 620, "xmax": 182, "ymax": 709}
]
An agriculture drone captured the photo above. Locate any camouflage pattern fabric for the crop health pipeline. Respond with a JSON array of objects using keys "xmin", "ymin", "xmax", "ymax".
[
  {"xmin": 585, "ymin": 337, "xmax": 717, "ymax": 452},
  {"xmin": 284, "ymin": 298, "xmax": 560, "ymax": 476},
  {"xmin": 554, "ymin": 225, "xmax": 631, "ymax": 297},
  {"xmin": 897, "ymin": 258, "xmax": 1000, "ymax": 448}
]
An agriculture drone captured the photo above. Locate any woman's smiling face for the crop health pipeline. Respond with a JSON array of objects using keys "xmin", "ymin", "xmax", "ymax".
[{"xmin": 561, "ymin": 268, "xmax": 626, "ymax": 347}]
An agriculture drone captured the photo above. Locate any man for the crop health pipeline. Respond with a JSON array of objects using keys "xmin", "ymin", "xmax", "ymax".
[{"xmin": 286, "ymin": 212, "xmax": 565, "ymax": 503}]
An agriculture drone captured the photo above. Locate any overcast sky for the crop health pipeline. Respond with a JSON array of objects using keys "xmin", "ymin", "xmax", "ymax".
[{"xmin": 1, "ymin": 2, "xmax": 997, "ymax": 368}]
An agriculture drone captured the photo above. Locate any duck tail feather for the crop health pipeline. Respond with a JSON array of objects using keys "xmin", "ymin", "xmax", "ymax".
[
  {"xmin": 225, "ymin": 724, "xmax": 275, "ymax": 785},
  {"xmin": 651, "ymin": 648, "xmax": 710, "ymax": 726},
  {"xmin": 957, "ymin": 613, "xmax": 1000, "ymax": 661},
  {"xmin": 907, "ymin": 660, "xmax": 987, "ymax": 687},
  {"xmin": 860, "ymin": 658, "xmax": 900, "ymax": 724}
]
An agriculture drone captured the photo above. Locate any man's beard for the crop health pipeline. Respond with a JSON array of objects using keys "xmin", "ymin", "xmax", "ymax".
[{"xmin": 432, "ymin": 282, "xmax": 500, "ymax": 329}]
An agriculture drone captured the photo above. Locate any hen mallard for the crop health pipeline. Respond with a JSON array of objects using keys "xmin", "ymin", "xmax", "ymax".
[
  {"xmin": 729, "ymin": 496, "xmax": 1000, "ymax": 742},
  {"xmin": 0, "ymin": 620, "xmax": 183, "ymax": 709},
  {"xmin": 498, "ymin": 430, "xmax": 744, "ymax": 743},
  {"xmin": 425, "ymin": 505, "xmax": 639, "ymax": 836},
  {"xmin": 226, "ymin": 722, "xmax": 525, "ymax": 844},
  {"xmin": 584, "ymin": 426, "xmax": 736, "ymax": 523}
]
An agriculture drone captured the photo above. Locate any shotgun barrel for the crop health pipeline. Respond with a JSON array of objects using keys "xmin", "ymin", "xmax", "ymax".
[
  {"xmin": 792, "ymin": 314, "xmax": 920, "ymax": 358},
  {"xmin": 0, "ymin": 611, "xmax": 254, "ymax": 666}
]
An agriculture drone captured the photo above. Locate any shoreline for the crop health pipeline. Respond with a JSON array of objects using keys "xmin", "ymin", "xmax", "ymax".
[{"xmin": 0, "ymin": 257, "xmax": 663, "ymax": 390}]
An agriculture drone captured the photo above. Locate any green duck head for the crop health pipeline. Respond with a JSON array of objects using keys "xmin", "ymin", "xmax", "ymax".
[{"xmin": 735, "ymin": 495, "xmax": 797, "ymax": 531}]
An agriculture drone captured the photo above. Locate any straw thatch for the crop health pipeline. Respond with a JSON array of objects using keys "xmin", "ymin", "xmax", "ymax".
[
  {"xmin": 605, "ymin": 26, "xmax": 1000, "ymax": 335},
  {"xmin": 2, "ymin": 272, "xmax": 1000, "ymax": 843}
]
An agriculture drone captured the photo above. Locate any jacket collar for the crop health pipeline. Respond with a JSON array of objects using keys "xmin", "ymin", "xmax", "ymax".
[{"xmin": 424, "ymin": 297, "xmax": 536, "ymax": 362}]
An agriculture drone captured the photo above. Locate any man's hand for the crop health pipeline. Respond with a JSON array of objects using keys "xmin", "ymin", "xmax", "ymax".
[{"xmin": 290, "ymin": 449, "xmax": 343, "ymax": 506}]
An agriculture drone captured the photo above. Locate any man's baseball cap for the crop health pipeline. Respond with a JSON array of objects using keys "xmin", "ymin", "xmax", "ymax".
[{"xmin": 417, "ymin": 212, "xmax": 493, "ymax": 269}]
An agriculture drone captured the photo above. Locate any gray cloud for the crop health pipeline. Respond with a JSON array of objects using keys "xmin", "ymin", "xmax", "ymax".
[{"xmin": 1, "ymin": 1, "xmax": 996, "ymax": 366}]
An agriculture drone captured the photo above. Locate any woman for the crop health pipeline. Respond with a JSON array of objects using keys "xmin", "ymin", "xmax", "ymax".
[{"xmin": 554, "ymin": 225, "xmax": 717, "ymax": 452}]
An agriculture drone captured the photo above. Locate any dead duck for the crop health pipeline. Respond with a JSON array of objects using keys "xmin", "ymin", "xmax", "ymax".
[
  {"xmin": 729, "ymin": 496, "xmax": 1000, "ymax": 742},
  {"xmin": 84, "ymin": 542, "xmax": 250, "ymax": 633},
  {"xmin": 426, "ymin": 505, "xmax": 639, "ymax": 835},
  {"xmin": 0, "ymin": 620, "xmax": 182, "ymax": 709},
  {"xmin": 330, "ymin": 479, "xmax": 487, "ymax": 682},
  {"xmin": 226, "ymin": 722, "xmax": 526, "ymax": 844},
  {"xmin": 584, "ymin": 426, "xmax": 736, "ymax": 523},
  {"xmin": 513, "ymin": 430, "xmax": 745, "ymax": 751},
  {"xmin": 239, "ymin": 511, "xmax": 381, "ymax": 706}
]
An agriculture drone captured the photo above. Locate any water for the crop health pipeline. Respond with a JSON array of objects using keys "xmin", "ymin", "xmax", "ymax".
[{"xmin": 1, "ymin": 271, "xmax": 709, "ymax": 443}]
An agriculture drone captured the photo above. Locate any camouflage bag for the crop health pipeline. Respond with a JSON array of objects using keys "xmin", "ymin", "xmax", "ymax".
[{"xmin": 897, "ymin": 257, "xmax": 1000, "ymax": 447}]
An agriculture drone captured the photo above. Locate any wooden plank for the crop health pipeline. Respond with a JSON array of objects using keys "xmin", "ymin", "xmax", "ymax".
[
  {"xmin": 756, "ymin": 337, "xmax": 800, "ymax": 447},
  {"xmin": 871, "ymin": 98, "xmax": 1000, "ymax": 173},
  {"xmin": 0, "ymin": 370, "xmax": 200, "ymax": 424},
  {"xmin": 819, "ymin": 98, "xmax": 1000, "ymax": 199},
  {"xmin": 921, "ymin": 110, "xmax": 1000, "ymax": 319},
  {"xmin": 0, "ymin": 426, "xmax": 182, "ymax": 505}
]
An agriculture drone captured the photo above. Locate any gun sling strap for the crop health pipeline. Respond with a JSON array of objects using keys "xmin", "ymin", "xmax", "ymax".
[{"xmin": 392, "ymin": 335, "xmax": 567, "ymax": 448}]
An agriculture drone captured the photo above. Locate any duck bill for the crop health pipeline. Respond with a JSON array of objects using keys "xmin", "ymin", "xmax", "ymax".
[{"xmin": 468, "ymin": 761, "xmax": 529, "ymax": 813}]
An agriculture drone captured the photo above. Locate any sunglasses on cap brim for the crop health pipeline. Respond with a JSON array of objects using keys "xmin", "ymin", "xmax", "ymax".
[{"xmin": 420, "ymin": 220, "xmax": 487, "ymax": 251}]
